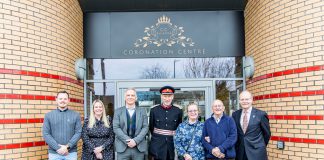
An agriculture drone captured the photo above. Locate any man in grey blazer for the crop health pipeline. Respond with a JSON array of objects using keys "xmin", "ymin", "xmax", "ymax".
[
  {"xmin": 113, "ymin": 88, "xmax": 149, "ymax": 160},
  {"xmin": 232, "ymin": 90, "xmax": 271, "ymax": 160}
]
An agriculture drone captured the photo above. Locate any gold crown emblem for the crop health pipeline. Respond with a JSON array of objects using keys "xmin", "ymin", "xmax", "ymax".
[{"xmin": 157, "ymin": 15, "xmax": 171, "ymax": 24}]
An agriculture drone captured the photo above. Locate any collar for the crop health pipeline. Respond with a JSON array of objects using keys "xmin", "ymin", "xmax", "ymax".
[
  {"xmin": 242, "ymin": 106, "xmax": 252, "ymax": 114},
  {"xmin": 57, "ymin": 107, "xmax": 68, "ymax": 112},
  {"xmin": 126, "ymin": 105, "xmax": 136, "ymax": 110},
  {"xmin": 213, "ymin": 113, "xmax": 223, "ymax": 120},
  {"xmin": 186, "ymin": 120, "xmax": 198, "ymax": 126},
  {"xmin": 161, "ymin": 104, "xmax": 172, "ymax": 110}
]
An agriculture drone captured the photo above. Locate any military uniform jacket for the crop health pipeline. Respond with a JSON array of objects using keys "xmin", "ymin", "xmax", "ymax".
[{"xmin": 149, "ymin": 104, "xmax": 182, "ymax": 160}]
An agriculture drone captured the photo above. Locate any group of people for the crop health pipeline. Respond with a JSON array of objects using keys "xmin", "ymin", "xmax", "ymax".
[
  {"xmin": 42, "ymin": 86, "xmax": 271, "ymax": 160},
  {"xmin": 173, "ymin": 89, "xmax": 271, "ymax": 160}
]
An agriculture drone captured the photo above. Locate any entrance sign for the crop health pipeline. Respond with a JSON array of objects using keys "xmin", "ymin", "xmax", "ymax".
[{"xmin": 84, "ymin": 11, "xmax": 245, "ymax": 58}]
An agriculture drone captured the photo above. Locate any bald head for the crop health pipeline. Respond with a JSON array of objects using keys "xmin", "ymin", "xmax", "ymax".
[
  {"xmin": 240, "ymin": 90, "xmax": 253, "ymax": 98},
  {"xmin": 212, "ymin": 99, "xmax": 225, "ymax": 117},
  {"xmin": 213, "ymin": 99, "xmax": 224, "ymax": 106}
]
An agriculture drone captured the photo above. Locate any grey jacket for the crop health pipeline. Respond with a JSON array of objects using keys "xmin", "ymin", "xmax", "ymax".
[{"xmin": 113, "ymin": 106, "xmax": 149, "ymax": 153}]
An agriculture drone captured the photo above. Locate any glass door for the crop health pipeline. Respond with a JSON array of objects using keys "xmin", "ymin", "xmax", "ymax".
[{"xmin": 116, "ymin": 79, "xmax": 215, "ymax": 119}]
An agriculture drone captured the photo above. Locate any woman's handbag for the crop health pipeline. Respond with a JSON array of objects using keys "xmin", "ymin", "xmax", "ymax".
[{"xmin": 178, "ymin": 124, "xmax": 198, "ymax": 160}]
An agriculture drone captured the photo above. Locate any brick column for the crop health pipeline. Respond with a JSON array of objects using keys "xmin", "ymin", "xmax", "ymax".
[
  {"xmin": 0, "ymin": 0, "xmax": 83, "ymax": 159},
  {"xmin": 245, "ymin": 0, "xmax": 324, "ymax": 159}
]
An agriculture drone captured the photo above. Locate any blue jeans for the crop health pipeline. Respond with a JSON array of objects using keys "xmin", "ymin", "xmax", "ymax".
[{"xmin": 49, "ymin": 152, "xmax": 77, "ymax": 160}]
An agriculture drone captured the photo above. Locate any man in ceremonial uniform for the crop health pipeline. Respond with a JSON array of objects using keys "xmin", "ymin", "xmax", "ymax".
[{"xmin": 149, "ymin": 86, "xmax": 183, "ymax": 160}]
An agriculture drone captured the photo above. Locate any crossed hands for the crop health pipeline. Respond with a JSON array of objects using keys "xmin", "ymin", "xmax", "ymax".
[
  {"xmin": 93, "ymin": 146, "xmax": 104, "ymax": 159},
  {"xmin": 212, "ymin": 147, "xmax": 225, "ymax": 159},
  {"xmin": 126, "ymin": 139, "xmax": 137, "ymax": 148},
  {"xmin": 56, "ymin": 145, "xmax": 69, "ymax": 156},
  {"xmin": 204, "ymin": 137, "xmax": 225, "ymax": 159}
]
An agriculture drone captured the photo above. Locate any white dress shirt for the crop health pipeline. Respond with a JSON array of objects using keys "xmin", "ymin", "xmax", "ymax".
[{"xmin": 126, "ymin": 105, "xmax": 136, "ymax": 117}]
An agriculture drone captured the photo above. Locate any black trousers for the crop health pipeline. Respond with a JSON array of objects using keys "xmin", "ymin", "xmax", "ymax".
[
  {"xmin": 151, "ymin": 149, "xmax": 174, "ymax": 160},
  {"xmin": 242, "ymin": 150, "xmax": 248, "ymax": 160}
]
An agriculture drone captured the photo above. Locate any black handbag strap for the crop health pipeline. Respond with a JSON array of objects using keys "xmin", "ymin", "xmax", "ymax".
[{"xmin": 184, "ymin": 123, "xmax": 198, "ymax": 152}]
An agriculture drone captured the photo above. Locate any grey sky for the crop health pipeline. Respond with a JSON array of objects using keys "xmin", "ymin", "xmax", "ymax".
[{"xmin": 92, "ymin": 58, "xmax": 186, "ymax": 79}]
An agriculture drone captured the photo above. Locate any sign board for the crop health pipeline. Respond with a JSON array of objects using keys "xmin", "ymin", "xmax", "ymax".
[{"xmin": 84, "ymin": 11, "xmax": 245, "ymax": 58}]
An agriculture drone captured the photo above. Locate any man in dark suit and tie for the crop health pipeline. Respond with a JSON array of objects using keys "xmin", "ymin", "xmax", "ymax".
[
  {"xmin": 232, "ymin": 90, "xmax": 271, "ymax": 160},
  {"xmin": 113, "ymin": 88, "xmax": 149, "ymax": 160}
]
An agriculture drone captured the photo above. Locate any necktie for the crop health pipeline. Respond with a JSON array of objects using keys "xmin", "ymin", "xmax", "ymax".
[{"xmin": 243, "ymin": 110, "xmax": 248, "ymax": 133}]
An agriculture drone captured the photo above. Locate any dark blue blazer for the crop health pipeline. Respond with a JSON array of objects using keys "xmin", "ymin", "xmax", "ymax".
[{"xmin": 232, "ymin": 107, "xmax": 271, "ymax": 160}]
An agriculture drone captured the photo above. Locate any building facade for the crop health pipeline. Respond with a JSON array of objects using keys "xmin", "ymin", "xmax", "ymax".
[
  {"xmin": 0, "ymin": 0, "xmax": 83, "ymax": 159},
  {"xmin": 0, "ymin": 0, "xmax": 323, "ymax": 160},
  {"xmin": 245, "ymin": 0, "xmax": 324, "ymax": 159}
]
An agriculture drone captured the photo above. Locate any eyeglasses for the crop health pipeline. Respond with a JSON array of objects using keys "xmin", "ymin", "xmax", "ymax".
[
  {"xmin": 188, "ymin": 110, "xmax": 198, "ymax": 113},
  {"xmin": 212, "ymin": 105, "xmax": 223, "ymax": 108}
]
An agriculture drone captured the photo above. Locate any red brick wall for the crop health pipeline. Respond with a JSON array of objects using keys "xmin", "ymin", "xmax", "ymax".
[
  {"xmin": 0, "ymin": 0, "xmax": 83, "ymax": 159},
  {"xmin": 245, "ymin": 0, "xmax": 324, "ymax": 159}
]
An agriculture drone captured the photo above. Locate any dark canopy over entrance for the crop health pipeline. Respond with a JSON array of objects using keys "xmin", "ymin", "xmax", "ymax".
[{"xmin": 78, "ymin": 0, "xmax": 247, "ymax": 12}]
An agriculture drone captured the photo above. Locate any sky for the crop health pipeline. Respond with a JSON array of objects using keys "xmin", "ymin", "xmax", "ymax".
[{"xmin": 93, "ymin": 58, "xmax": 186, "ymax": 79}]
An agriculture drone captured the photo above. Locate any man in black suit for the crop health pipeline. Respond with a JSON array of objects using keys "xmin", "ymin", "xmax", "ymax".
[{"xmin": 232, "ymin": 90, "xmax": 271, "ymax": 160}]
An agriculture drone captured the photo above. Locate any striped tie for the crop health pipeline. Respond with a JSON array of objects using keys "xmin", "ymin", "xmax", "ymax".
[{"xmin": 243, "ymin": 110, "xmax": 248, "ymax": 133}]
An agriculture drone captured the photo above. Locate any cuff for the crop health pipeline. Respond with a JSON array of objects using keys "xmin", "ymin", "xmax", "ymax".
[
  {"xmin": 218, "ymin": 146, "xmax": 224, "ymax": 153},
  {"xmin": 53, "ymin": 144, "xmax": 61, "ymax": 151}
]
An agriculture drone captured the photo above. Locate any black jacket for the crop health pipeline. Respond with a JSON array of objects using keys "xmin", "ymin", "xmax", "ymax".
[
  {"xmin": 149, "ymin": 105, "xmax": 182, "ymax": 160},
  {"xmin": 232, "ymin": 107, "xmax": 271, "ymax": 160}
]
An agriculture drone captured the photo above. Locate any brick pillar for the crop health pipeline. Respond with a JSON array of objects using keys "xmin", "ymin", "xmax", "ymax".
[
  {"xmin": 0, "ymin": 0, "xmax": 83, "ymax": 159},
  {"xmin": 245, "ymin": 0, "xmax": 324, "ymax": 159}
]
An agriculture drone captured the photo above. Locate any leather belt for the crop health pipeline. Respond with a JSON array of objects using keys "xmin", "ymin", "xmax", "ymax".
[{"xmin": 153, "ymin": 128, "xmax": 175, "ymax": 136}]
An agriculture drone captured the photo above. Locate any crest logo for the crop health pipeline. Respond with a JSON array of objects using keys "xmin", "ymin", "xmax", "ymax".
[{"xmin": 134, "ymin": 15, "xmax": 195, "ymax": 48}]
